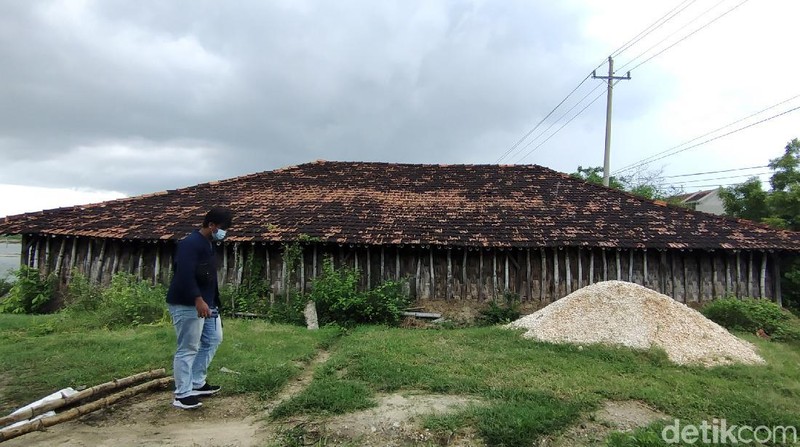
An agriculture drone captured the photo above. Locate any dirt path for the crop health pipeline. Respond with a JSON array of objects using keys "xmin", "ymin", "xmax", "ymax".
[{"xmin": 1, "ymin": 351, "xmax": 334, "ymax": 447}]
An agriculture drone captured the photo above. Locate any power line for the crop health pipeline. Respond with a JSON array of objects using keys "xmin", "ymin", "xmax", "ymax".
[
  {"xmin": 678, "ymin": 180, "xmax": 764, "ymax": 189},
  {"xmin": 626, "ymin": 0, "xmax": 751, "ymax": 72},
  {"xmin": 623, "ymin": 104, "xmax": 800, "ymax": 171},
  {"xmin": 662, "ymin": 165, "xmax": 767, "ymax": 179},
  {"xmin": 513, "ymin": 82, "xmax": 613, "ymax": 163},
  {"xmin": 614, "ymin": 94, "xmax": 800, "ymax": 174},
  {"xmin": 496, "ymin": 74, "xmax": 592, "ymax": 163},
  {"xmin": 611, "ymin": 0, "xmax": 698, "ymax": 59},
  {"xmin": 664, "ymin": 171, "xmax": 771, "ymax": 185}
]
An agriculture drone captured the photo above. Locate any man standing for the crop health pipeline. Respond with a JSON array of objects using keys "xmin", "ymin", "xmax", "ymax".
[{"xmin": 166, "ymin": 208, "xmax": 233, "ymax": 409}]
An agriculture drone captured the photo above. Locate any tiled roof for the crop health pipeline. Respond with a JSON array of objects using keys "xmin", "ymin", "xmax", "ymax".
[
  {"xmin": 674, "ymin": 188, "xmax": 718, "ymax": 204},
  {"xmin": 1, "ymin": 161, "xmax": 798, "ymax": 250}
]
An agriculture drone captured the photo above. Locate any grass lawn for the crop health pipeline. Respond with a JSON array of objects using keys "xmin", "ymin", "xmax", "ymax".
[{"xmin": 1, "ymin": 314, "xmax": 799, "ymax": 446}]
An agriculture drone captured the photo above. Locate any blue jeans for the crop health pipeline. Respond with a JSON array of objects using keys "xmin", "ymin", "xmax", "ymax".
[{"xmin": 168, "ymin": 304, "xmax": 223, "ymax": 398}]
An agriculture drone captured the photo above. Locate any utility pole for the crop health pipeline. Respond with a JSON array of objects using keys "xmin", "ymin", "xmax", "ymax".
[{"xmin": 592, "ymin": 56, "xmax": 630, "ymax": 186}]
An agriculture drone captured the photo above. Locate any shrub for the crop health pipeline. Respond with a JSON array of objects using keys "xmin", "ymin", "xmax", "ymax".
[
  {"xmin": 477, "ymin": 292, "xmax": 521, "ymax": 326},
  {"xmin": 308, "ymin": 259, "xmax": 409, "ymax": 326},
  {"xmin": 701, "ymin": 297, "xmax": 800, "ymax": 341},
  {"xmin": 0, "ymin": 266, "xmax": 55, "ymax": 314},
  {"xmin": 63, "ymin": 271, "xmax": 168, "ymax": 328},
  {"xmin": 0, "ymin": 277, "xmax": 12, "ymax": 298}
]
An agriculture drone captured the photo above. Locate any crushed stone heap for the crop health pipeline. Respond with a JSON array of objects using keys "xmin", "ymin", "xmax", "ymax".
[{"xmin": 506, "ymin": 280, "xmax": 765, "ymax": 367}]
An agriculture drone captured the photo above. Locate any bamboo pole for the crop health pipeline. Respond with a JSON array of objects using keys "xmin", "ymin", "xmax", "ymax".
[
  {"xmin": 67, "ymin": 237, "xmax": 78, "ymax": 279},
  {"xmin": 643, "ymin": 249, "xmax": 648, "ymax": 286},
  {"xmin": 748, "ymin": 251, "xmax": 754, "ymax": 298},
  {"xmin": 0, "ymin": 377, "xmax": 172, "ymax": 443},
  {"xmin": 110, "ymin": 243, "xmax": 120, "ymax": 277},
  {"xmin": 616, "ymin": 249, "xmax": 621, "ymax": 281},
  {"xmin": 724, "ymin": 254, "xmax": 731, "ymax": 296},
  {"xmin": 711, "ymin": 252, "xmax": 718, "ymax": 299},
  {"xmin": 43, "ymin": 237, "xmax": 51, "ymax": 276},
  {"xmin": 602, "ymin": 249, "xmax": 607, "ymax": 282},
  {"xmin": 0, "ymin": 369, "xmax": 166, "ymax": 428},
  {"xmin": 94, "ymin": 240, "xmax": 107, "ymax": 283},
  {"xmin": 736, "ymin": 252, "xmax": 742, "ymax": 298},
  {"xmin": 86, "ymin": 240, "xmax": 94, "ymax": 277},
  {"xmin": 135, "ymin": 245, "xmax": 143, "ymax": 280},
  {"xmin": 589, "ymin": 249, "xmax": 594, "ymax": 285},
  {"xmin": 760, "ymin": 251, "xmax": 767, "ymax": 299}
]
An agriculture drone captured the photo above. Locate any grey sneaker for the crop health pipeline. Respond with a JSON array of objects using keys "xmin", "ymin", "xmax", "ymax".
[
  {"xmin": 189, "ymin": 383, "xmax": 221, "ymax": 397},
  {"xmin": 173, "ymin": 395, "xmax": 202, "ymax": 409}
]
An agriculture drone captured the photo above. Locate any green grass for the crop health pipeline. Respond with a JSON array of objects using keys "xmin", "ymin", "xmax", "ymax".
[
  {"xmin": 2, "ymin": 315, "xmax": 799, "ymax": 446},
  {"xmin": 0, "ymin": 314, "xmax": 340, "ymax": 414}
]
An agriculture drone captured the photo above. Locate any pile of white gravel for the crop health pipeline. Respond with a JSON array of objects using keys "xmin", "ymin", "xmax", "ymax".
[{"xmin": 506, "ymin": 281, "xmax": 765, "ymax": 367}]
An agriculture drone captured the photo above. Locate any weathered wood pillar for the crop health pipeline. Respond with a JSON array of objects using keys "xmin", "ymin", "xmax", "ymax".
[
  {"xmin": 93, "ymin": 240, "xmax": 107, "ymax": 283},
  {"xmin": 671, "ymin": 251, "xmax": 677, "ymax": 301},
  {"xmin": 491, "ymin": 250, "xmax": 497, "ymax": 301},
  {"xmin": 43, "ymin": 237, "xmax": 51, "ymax": 276},
  {"xmin": 396, "ymin": 248, "xmax": 401, "ymax": 280},
  {"xmin": 643, "ymin": 249, "xmax": 648, "ymax": 287},
  {"xmin": 300, "ymin": 245, "xmax": 306, "ymax": 294},
  {"xmin": 773, "ymin": 253, "xmax": 782, "ymax": 306},
  {"xmin": 747, "ymin": 251, "xmax": 754, "ymax": 298},
  {"xmin": 602, "ymin": 249, "xmax": 607, "ymax": 282},
  {"xmin": 628, "ymin": 249, "xmax": 633, "ymax": 282},
  {"xmin": 589, "ymin": 248, "xmax": 594, "ymax": 285},
  {"xmin": 281, "ymin": 245, "xmax": 288, "ymax": 300},
  {"xmin": 110, "ymin": 243, "xmax": 120, "ymax": 277},
  {"xmin": 540, "ymin": 248, "xmax": 546, "ymax": 301},
  {"xmin": 478, "ymin": 250, "xmax": 484, "ymax": 301},
  {"xmin": 447, "ymin": 248, "xmax": 453, "ymax": 300},
  {"xmin": 313, "ymin": 245, "xmax": 318, "ymax": 279},
  {"xmin": 152, "ymin": 243, "xmax": 160, "ymax": 285},
  {"xmin": 19, "ymin": 234, "xmax": 29, "ymax": 268},
  {"xmin": 504, "ymin": 251, "xmax": 509, "ymax": 292},
  {"xmin": 415, "ymin": 251, "xmax": 422, "ymax": 299},
  {"xmin": 135, "ymin": 244, "xmax": 143, "ymax": 280},
  {"xmin": 527, "ymin": 248, "xmax": 532, "ymax": 300},
  {"xmin": 577, "ymin": 248, "xmax": 583, "ymax": 289},
  {"xmin": 660, "ymin": 250, "xmax": 668, "ymax": 295},
  {"xmin": 462, "ymin": 249, "xmax": 468, "ymax": 299},
  {"xmin": 724, "ymin": 254, "xmax": 731, "ymax": 296},
  {"xmin": 67, "ymin": 237, "xmax": 77, "ymax": 279},
  {"xmin": 683, "ymin": 252, "xmax": 689, "ymax": 302},
  {"xmin": 429, "ymin": 247, "xmax": 435, "ymax": 299},
  {"xmin": 565, "ymin": 249, "xmax": 572, "ymax": 294},
  {"xmin": 380, "ymin": 247, "xmax": 385, "ymax": 281},
  {"xmin": 54, "ymin": 237, "xmax": 67, "ymax": 280},
  {"xmin": 711, "ymin": 252, "xmax": 717, "ymax": 299},
  {"xmin": 86, "ymin": 240, "xmax": 94, "ymax": 277},
  {"xmin": 736, "ymin": 252, "xmax": 742, "ymax": 298},
  {"xmin": 553, "ymin": 248, "xmax": 560, "ymax": 299},
  {"xmin": 760, "ymin": 251, "xmax": 767, "ymax": 299},
  {"xmin": 616, "ymin": 249, "xmax": 621, "ymax": 281},
  {"xmin": 366, "ymin": 248, "xmax": 371, "ymax": 289}
]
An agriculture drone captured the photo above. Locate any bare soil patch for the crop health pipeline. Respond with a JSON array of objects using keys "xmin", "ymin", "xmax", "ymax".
[{"xmin": 543, "ymin": 400, "xmax": 671, "ymax": 447}]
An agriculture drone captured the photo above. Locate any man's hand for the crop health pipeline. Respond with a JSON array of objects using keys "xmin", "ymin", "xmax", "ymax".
[{"xmin": 195, "ymin": 297, "xmax": 211, "ymax": 318}]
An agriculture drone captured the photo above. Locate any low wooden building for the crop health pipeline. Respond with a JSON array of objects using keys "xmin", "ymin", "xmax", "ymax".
[{"xmin": 1, "ymin": 161, "xmax": 798, "ymax": 307}]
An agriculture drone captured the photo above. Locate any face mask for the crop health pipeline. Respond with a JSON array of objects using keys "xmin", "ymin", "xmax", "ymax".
[{"xmin": 212, "ymin": 228, "xmax": 227, "ymax": 241}]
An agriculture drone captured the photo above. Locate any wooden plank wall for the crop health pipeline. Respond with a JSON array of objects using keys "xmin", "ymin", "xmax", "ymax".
[{"xmin": 20, "ymin": 235, "xmax": 782, "ymax": 304}]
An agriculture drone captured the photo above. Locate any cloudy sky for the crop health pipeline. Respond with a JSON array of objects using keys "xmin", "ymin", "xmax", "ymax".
[{"xmin": 1, "ymin": 0, "xmax": 798, "ymax": 217}]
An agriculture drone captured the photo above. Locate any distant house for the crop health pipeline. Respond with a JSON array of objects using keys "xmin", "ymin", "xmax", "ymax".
[
  {"xmin": 674, "ymin": 188, "xmax": 726, "ymax": 215},
  {"xmin": 0, "ymin": 161, "xmax": 797, "ymax": 308}
]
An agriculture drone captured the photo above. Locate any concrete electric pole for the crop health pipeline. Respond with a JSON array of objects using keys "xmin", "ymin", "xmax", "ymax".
[{"xmin": 592, "ymin": 56, "xmax": 630, "ymax": 186}]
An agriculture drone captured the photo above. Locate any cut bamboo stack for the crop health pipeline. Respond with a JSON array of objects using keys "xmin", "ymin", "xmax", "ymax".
[{"xmin": 0, "ymin": 368, "xmax": 172, "ymax": 443}]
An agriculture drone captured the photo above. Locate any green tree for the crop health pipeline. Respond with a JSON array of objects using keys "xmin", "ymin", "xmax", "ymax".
[
  {"xmin": 570, "ymin": 166, "xmax": 626, "ymax": 190},
  {"xmin": 570, "ymin": 166, "xmax": 683, "ymax": 201}
]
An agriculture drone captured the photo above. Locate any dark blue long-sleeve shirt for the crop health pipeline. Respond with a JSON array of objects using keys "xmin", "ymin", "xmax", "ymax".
[{"xmin": 166, "ymin": 230, "xmax": 219, "ymax": 308}]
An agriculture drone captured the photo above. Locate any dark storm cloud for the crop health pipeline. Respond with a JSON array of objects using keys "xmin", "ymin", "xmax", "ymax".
[{"xmin": 0, "ymin": 0, "xmax": 611, "ymax": 195}]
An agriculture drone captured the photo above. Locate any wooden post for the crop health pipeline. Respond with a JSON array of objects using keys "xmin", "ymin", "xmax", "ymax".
[
  {"xmin": 504, "ymin": 252, "xmax": 509, "ymax": 292},
  {"xmin": 265, "ymin": 246, "xmax": 271, "ymax": 294},
  {"xmin": 86, "ymin": 240, "xmax": 94, "ymax": 277},
  {"xmin": 736, "ymin": 251, "xmax": 742, "ymax": 298},
  {"xmin": 760, "ymin": 251, "xmax": 767, "ymax": 299},
  {"xmin": 313, "ymin": 245, "xmax": 318, "ymax": 278},
  {"xmin": 616, "ymin": 249, "xmax": 621, "ymax": 281},
  {"xmin": 725, "ymin": 254, "xmax": 731, "ymax": 296},
  {"xmin": 237, "ymin": 243, "xmax": 245, "ymax": 287},
  {"xmin": 54, "ymin": 237, "xmax": 66, "ymax": 280},
  {"xmin": 602, "ymin": 249, "xmax": 607, "ymax": 282},
  {"xmin": 492, "ymin": 250, "xmax": 497, "ymax": 301},
  {"xmin": 711, "ymin": 252, "xmax": 718, "ymax": 299},
  {"xmin": 527, "ymin": 248, "xmax": 532, "ymax": 300},
  {"xmin": 94, "ymin": 240, "xmax": 107, "ymax": 283},
  {"xmin": 697, "ymin": 253, "xmax": 703, "ymax": 302},
  {"xmin": 462, "ymin": 249, "xmax": 468, "ymax": 299},
  {"xmin": 748, "ymin": 251, "xmax": 754, "ymax": 298},
  {"xmin": 643, "ymin": 249, "xmax": 648, "ymax": 286},
  {"xmin": 68, "ymin": 237, "xmax": 78, "ymax": 279},
  {"xmin": 367, "ymin": 248, "xmax": 371, "ymax": 289},
  {"xmin": 540, "ymin": 248, "xmax": 546, "ymax": 301},
  {"xmin": 671, "ymin": 252, "xmax": 678, "ymax": 301},
  {"xmin": 135, "ymin": 244, "xmax": 143, "ymax": 280},
  {"xmin": 773, "ymin": 253, "xmax": 782, "ymax": 306},
  {"xmin": 659, "ymin": 250, "xmax": 668, "ymax": 295},
  {"xmin": 683, "ymin": 253, "xmax": 689, "ymax": 301},
  {"xmin": 396, "ymin": 248, "xmax": 401, "ymax": 280},
  {"xmin": 43, "ymin": 237, "xmax": 51, "ymax": 276},
  {"xmin": 589, "ymin": 248, "xmax": 594, "ymax": 285},
  {"xmin": 153, "ymin": 243, "xmax": 160, "ymax": 285},
  {"xmin": 281, "ymin": 246, "xmax": 287, "ymax": 300},
  {"xmin": 429, "ymin": 247, "xmax": 435, "ymax": 299},
  {"xmin": 553, "ymin": 249, "xmax": 560, "ymax": 298},
  {"xmin": 300, "ymin": 245, "xmax": 306, "ymax": 294},
  {"xmin": 414, "ymin": 252, "xmax": 421, "ymax": 299},
  {"xmin": 447, "ymin": 248, "xmax": 453, "ymax": 300},
  {"xmin": 627, "ymin": 249, "xmax": 633, "ymax": 281},
  {"xmin": 565, "ymin": 249, "xmax": 572, "ymax": 294},
  {"xmin": 19, "ymin": 234, "xmax": 29, "ymax": 268},
  {"xmin": 479, "ymin": 250, "xmax": 484, "ymax": 301}
]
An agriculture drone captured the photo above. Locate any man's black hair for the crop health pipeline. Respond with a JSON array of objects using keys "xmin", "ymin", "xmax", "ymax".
[{"xmin": 203, "ymin": 208, "xmax": 233, "ymax": 229}]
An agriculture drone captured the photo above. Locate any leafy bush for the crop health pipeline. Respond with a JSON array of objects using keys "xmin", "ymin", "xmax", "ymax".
[
  {"xmin": 0, "ymin": 266, "xmax": 55, "ymax": 314},
  {"xmin": 308, "ymin": 259, "xmax": 409, "ymax": 326},
  {"xmin": 477, "ymin": 292, "xmax": 521, "ymax": 326},
  {"xmin": 63, "ymin": 271, "xmax": 168, "ymax": 328},
  {"xmin": 701, "ymin": 297, "xmax": 800, "ymax": 341},
  {"xmin": 0, "ymin": 277, "xmax": 13, "ymax": 298}
]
